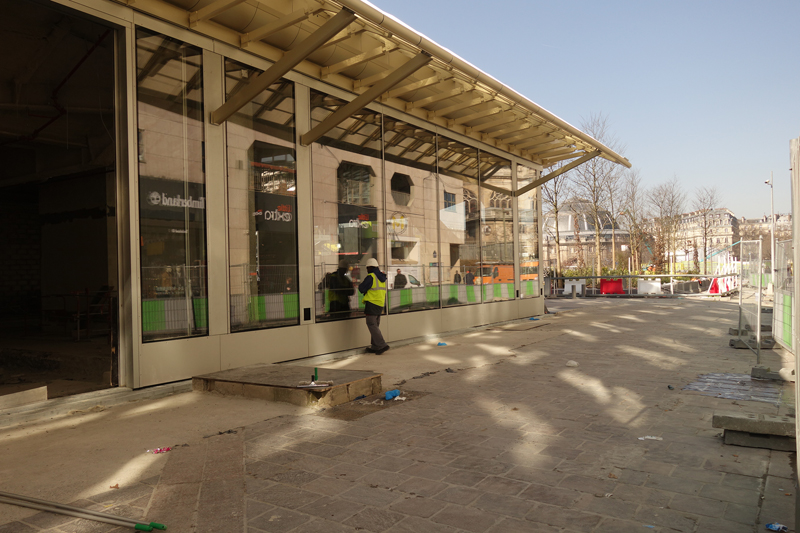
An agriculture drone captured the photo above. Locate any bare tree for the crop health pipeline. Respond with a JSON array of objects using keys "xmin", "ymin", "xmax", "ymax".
[
  {"xmin": 692, "ymin": 186, "xmax": 721, "ymax": 274},
  {"xmin": 572, "ymin": 113, "xmax": 624, "ymax": 274},
  {"xmin": 541, "ymin": 164, "xmax": 574, "ymax": 279},
  {"xmin": 605, "ymin": 170, "xmax": 623, "ymax": 269},
  {"xmin": 621, "ymin": 168, "xmax": 647, "ymax": 272},
  {"xmin": 647, "ymin": 177, "xmax": 686, "ymax": 274},
  {"xmin": 571, "ymin": 207, "xmax": 586, "ymax": 268}
]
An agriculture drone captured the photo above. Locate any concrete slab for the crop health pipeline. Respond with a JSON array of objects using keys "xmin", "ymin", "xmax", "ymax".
[
  {"xmin": 193, "ymin": 364, "xmax": 382, "ymax": 408},
  {"xmin": 712, "ymin": 411, "xmax": 795, "ymax": 437},
  {"xmin": 723, "ymin": 430, "xmax": 796, "ymax": 451}
]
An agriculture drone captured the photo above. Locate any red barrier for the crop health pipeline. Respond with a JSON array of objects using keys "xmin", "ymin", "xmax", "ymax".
[{"xmin": 600, "ymin": 278, "xmax": 624, "ymax": 294}]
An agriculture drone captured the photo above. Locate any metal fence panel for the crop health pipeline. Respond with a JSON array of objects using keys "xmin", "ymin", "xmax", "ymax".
[
  {"xmin": 738, "ymin": 240, "xmax": 763, "ymax": 361},
  {"xmin": 773, "ymin": 240, "xmax": 794, "ymax": 352}
]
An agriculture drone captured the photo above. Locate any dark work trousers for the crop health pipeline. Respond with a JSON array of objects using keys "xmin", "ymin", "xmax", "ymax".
[{"xmin": 366, "ymin": 314, "xmax": 388, "ymax": 349}]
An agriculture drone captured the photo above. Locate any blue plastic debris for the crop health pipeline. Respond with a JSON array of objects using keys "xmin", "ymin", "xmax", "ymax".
[
  {"xmin": 384, "ymin": 389, "xmax": 400, "ymax": 400},
  {"xmin": 766, "ymin": 524, "xmax": 788, "ymax": 532},
  {"xmin": 643, "ymin": 527, "xmax": 655, "ymax": 530},
  {"xmin": 437, "ymin": 342, "xmax": 447, "ymax": 346},
  {"xmin": 529, "ymin": 317, "xmax": 540, "ymax": 321}
]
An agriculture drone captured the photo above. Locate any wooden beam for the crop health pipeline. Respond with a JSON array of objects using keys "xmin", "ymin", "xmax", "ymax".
[
  {"xmin": 514, "ymin": 151, "xmax": 601, "ymax": 197},
  {"xmin": 466, "ymin": 113, "xmax": 519, "ymax": 134},
  {"xmin": 301, "ymin": 53, "xmax": 432, "ymax": 146},
  {"xmin": 241, "ymin": 7, "xmax": 324, "ymax": 46},
  {"xmin": 385, "ymin": 74, "xmax": 449, "ymax": 98},
  {"xmin": 487, "ymin": 122, "xmax": 531, "ymax": 139},
  {"xmin": 452, "ymin": 106, "xmax": 502, "ymax": 126},
  {"xmin": 321, "ymin": 45, "xmax": 395, "ymax": 78},
  {"xmin": 405, "ymin": 87, "xmax": 464, "ymax": 111},
  {"xmin": 211, "ymin": 9, "xmax": 356, "ymax": 125},
  {"xmin": 189, "ymin": 0, "xmax": 248, "ymax": 27}
]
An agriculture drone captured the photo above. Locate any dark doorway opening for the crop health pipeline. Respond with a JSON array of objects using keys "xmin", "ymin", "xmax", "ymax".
[{"xmin": 0, "ymin": 0, "xmax": 119, "ymax": 400}]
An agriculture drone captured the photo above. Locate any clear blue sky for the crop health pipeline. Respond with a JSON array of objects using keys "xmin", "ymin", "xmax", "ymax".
[{"xmin": 368, "ymin": 0, "xmax": 799, "ymax": 219}]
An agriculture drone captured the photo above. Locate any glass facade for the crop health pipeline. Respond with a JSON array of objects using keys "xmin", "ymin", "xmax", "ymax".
[
  {"xmin": 132, "ymin": 43, "xmax": 541, "ymax": 339},
  {"xmin": 384, "ymin": 119, "xmax": 439, "ymax": 313},
  {"xmin": 479, "ymin": 155, "xmax": 514, "ymax": 302},
  {"xmin": 518, "ymin": 164, "xmax": 540, "ymax": 297},
  {"xmin": 311, "ymin": 90, "xmax": 384, "ymax": 322},
  {"xmin": 224, "ymin": 60, "xmax": 298, "ymax": 331},
  {"xmin": 438, "ymin": 137, "xmax": 481, "ymax": 305},
  {"xmin": 136, "ymin": 29, "xmax": 208, "ymax": 341}
]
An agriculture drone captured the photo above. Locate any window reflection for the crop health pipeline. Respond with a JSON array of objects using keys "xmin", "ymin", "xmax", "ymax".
[
  {"xmin": 136, "ymin": 29, "xmax": 207, "ymax": 341},
  {"xmin": 311, "ymin": 91, "xmax": 383, "ymax": 321},
  {"xmin": 518, "ymin": 164, "xmax": 540, "ymax": 297},
  {"xmin": 479, "ymin": 154, "xmax": 514, "ymax": 302},
  {"xmin": 225, "ymin": 60, "xmax": 298, "ymax": 331},
  {"xmin": 438, "ymin": 137, "xmax": 481, "ymax": 306},
  {"xmin": 383, "ymin": 120, "xmax": 439, "ymax": 313}
]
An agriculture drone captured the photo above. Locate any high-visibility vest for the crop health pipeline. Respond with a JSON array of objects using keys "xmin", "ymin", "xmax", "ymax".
[{"xmin": 362, "ymin": 272, "xmax": 386, "ymax": 307}]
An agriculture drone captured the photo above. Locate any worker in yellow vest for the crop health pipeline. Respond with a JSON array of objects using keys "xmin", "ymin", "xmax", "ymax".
[{"xmin": 358, "ymin": 257, "xmax": 390, "ymax": 354}]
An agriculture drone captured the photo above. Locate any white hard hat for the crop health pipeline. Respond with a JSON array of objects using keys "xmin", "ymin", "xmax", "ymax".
[{"xmin": 365, "ymin": 258, "xmax": 379, "ymax": 268}]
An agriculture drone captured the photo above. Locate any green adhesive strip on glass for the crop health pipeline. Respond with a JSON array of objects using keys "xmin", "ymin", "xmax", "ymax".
[
  {"xmin": 425, "ymin": 285, "xmax": 440, "ymax": 303},
  {"xmin": 493, "ymin": 283, "xmax": 502, "ymax": 297},
  {"xmin": 248, "ymin": 296, "xmax": 265, "ymax": 322},
  {"xmin": 400, "ymin": 288, "xmax": 413, "ymax": 306},
  {"xmin": 524, "ymin": 280, "xmax": 534, "ymax": 296},
  {"xmin": 450, "ymin": 284, "xmax": 459, "ymax": 301},
  {"xmin": 142, "ymin": 301, "xmax": 166, "ymax": 332},
  {"xmin": 784, "ymin": 294, "xmax": 792, "ymax": 346},
  {"xmin": 283, "ymin": 293, "xmax": 299, "ymax": 318},
  {"xmin": 193, "ymin": 298, "xmax": 208, "ymax": 329},
  {"xmin": 466, "ymin": 285, "xmax": 477, "ymax": 303},
  {"xmin": 323, "ymin": 290, "xmax": 330, "ymax": 313},
  {"xmin": 357, "ymin": 291, "xmax": 365, "ymax": 309}
]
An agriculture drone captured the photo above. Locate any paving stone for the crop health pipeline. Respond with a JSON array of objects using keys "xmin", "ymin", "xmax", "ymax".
[
  {"xmin": 644, "ymin": 473, "xmax": 703, "ymax": 495},
  {"xmin": 723, "ymin": 502, "xmax": 760, "ymax": 524},
  {"xmin": 525, "ymin": 503, "xmax": 602, "ymax": 532},
  {"xmin": 473, "ymin": 493, "xmax": 532, "ymax": 518},
  {"xmin": 389, "ymin": 495, "xmax": 445, "ymax": 518},
  {"xmin": 698, "ymin": 483, "xmax": 760, "ymax": 506},
  {"xmin": 400, "ymin": 448, "xmax": 458, "ymax": 466},
  {"xmin": 557, "ymin": 474, "xmax": 615, "ymax": 494},
  {"xmin": 251, "ymin": 485, "xmax": 323, "ymax": 509},
  {"xmin": 440, "ymin": 469, "xmax": 487, "ymax": 487},
  {"xmin": 432, "ymin": 486, "xmax": 482, "ymax": 505},
  {"xmin": 572, "ymin": 493, "xmax": 638, "ymax": 520},
  {"xmin": 593, "ymin": 517, "xmax": 655, "ymax": 533},
  {"xmin": 614, "ymin": 468, "xmax": 649, "ymax": 486},
  {"xmin": 445, "ymin": 456, "xmax": 512, "ymax": 475},
  {"xmin": 245, "ymin": 499, "xmax": 274, "ymax": 520},
  {"xmin": 609, "ymin": 483, "xmax": 671, "ymax": 507},
  {"xmin": 366, "ymin": 456, "xmax": 417, "ymax": 473},
  {"xmin": 669, "ymin": 466, "xmax": 725, "ymax": 483},
  {"xmin": 703, "ymin": 456, "xmax": 769, "ymax": 477},
  {"xmin": 1, "ymin": 522, "xmax": 41, "ymax": 533},
  {"xmin": 292, "ymin": 518, "xmax": 359, "ymax": 532},
  {"xmin": 635, "ymin": 505, "xmax": 699, "ymax": 533},
  {"xmin": 385, "ymin": 515, "xmax": 458, "ymax": 533},
  {"xmin": 301, "ymin": 475, "xmax": 356, "ymax": 496},
  {"xmin": 767, "ymin": 451, "xmax": 795, "ymax": 479},
  {"xmin": 298, "ymin": 496, "xmax": 365, "ymax": 523},
  {"xmin": 429, "ymin": 504, "xmax": 500, "ymax": 533},
  {"xmin": 694, "ymin": 516, "xmax": 758, "ymax": 532},
  {"xmin": 485, "ymin": 517, "xmax": 560, "ymax": 532},
  {"xmin": 357, "ymin": 471, "xmax": 411, "ymax": 490},
  {"xmin": 20, "ymin": 509, "xmax": 75, "ymax": 530},
  {"xmin": 340, "ymin": 484, "xmax": 403, "ymax": 507},
  {"xmin": 55, "ymin": 518, "xmax": 116, "ymax": 533},
  {"xmin": 721, "ymin": 472, "xmax": 763, "ymax": 490},
  {"xmin": 323, "ymin": 461, "xmax": 373, "ymax": 480},
  {"xmin": 269, "ymin": 469, "xmax": 320, "ymax": 487},
  {"xmin": 247, "ymin": 507, "xmax": 310, "ymax": 532},
  {"xmin": 335, "ymin": 449, "xmax": 383, "ymax": 465},
  {"xmin": 398, "ymin": 462, "xmax": 455, "ymax": 481},
  {"xmin": 473, "ymin": 475, "xmax": 528, "ymax": 496},
  {"xmin": 395, "ymin": 477, "xmax": 448, "ymax": 498},
  {"xmin": 342, "ymin": 507, "xmax": 405, "ymax": 532},
  {"xmin": 668, "ymin": 493, "xmax": 727, "ymax": 517},
  {"xmin": 518, "ymin": 484, "xmax": 581, "ymax": 507}
]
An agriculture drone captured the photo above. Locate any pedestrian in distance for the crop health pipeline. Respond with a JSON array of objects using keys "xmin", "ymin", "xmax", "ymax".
[
  {"xmin": 393, "ymin": 268, "xmax": 407, "ymax": 289},
  {"xmin": 465, "ymin": 269, "xmax": 475, "ymax": 285},
  {"xmin": 359, "ymin": 258, "xmax": 390, "ymax": 354}
]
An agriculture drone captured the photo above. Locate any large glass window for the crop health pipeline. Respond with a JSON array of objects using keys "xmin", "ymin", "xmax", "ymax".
[
  {"xmin": 518, "ymin": 164, "xmax": 540, "ymax": 297},
  {"xmin": 479, "ymin": 154, "xmax": 514, "ymax": 302},
  {"xmin": 225, "ymin": 60, "xmax": 298, "ymax": 331},
  {"xmin": 438, "ymin": 137, "xmax": 480, "ymax": 306},
  {"xmin": 383, "ymin": 120, "xmax": 439, "ymax": 313},
  {"xmin": 136, "ymin": 29, "xmax": 207, "ymax": 341},
  {"xmin": 311, "ymin": 91, "xmax": 384, "ymax": 321}
]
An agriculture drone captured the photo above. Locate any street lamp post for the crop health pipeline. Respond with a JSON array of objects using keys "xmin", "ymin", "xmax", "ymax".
[{"xmin": 765, "ymin": 173, "xmax": 776, "ymax": 291}]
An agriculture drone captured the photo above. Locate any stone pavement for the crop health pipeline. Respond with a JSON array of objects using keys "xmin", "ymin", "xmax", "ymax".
[{"xmin": 0, "ymin": 298, "xmax": 796, "ymax": 533}]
